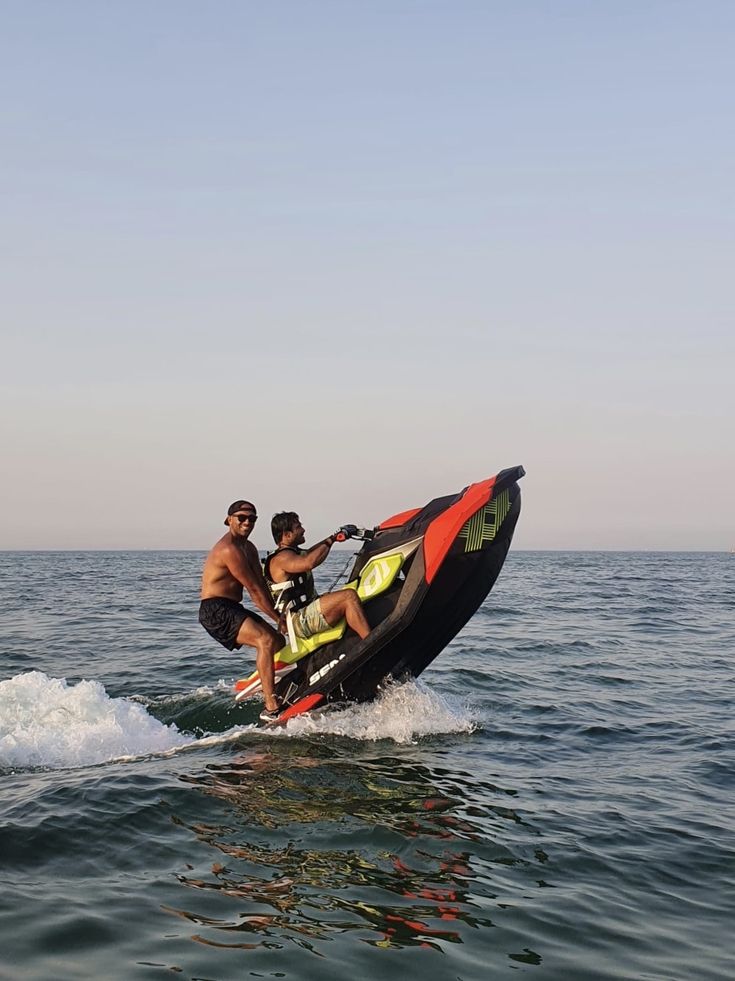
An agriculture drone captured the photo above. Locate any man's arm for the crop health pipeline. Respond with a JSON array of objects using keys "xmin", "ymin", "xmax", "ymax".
[
  {"xmin": 223, "ymin": 542, "xmax": 283, "ymax": 625},
  {"xmin": 273, "ymin": 535, "xmax": 337, "ymax": 576}
]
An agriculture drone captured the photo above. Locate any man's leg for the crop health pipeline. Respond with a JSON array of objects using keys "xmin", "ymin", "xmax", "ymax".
[
  {"xmin": 235, "ymin": 616, "xmax": 285, "ymax": 712},
  {"xmin": 318, "ymin": 590, "xmax": 371, "ymax": 639}
]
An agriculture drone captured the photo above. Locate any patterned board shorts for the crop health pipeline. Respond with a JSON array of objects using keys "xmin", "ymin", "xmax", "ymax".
[{"xmin": 291, "ymin": 598, "xmax": 330, "ymax": 639}]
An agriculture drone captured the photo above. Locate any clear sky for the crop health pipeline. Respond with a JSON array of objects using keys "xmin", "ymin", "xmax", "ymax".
[{"xmin": 1, "ymin": 1, "xmax": 733, "ymax": 550}]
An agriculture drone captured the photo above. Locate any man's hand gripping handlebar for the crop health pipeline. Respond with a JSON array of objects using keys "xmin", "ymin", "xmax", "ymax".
[{"xmin": 334, "ymin": 524, "xmax": 374, "ymax": 543}]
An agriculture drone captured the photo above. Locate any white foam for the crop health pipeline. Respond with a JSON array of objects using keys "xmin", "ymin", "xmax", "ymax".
[
  {"xmin": 0, "ymin": 673, "xmax": 477, "ymax": 768},
  {"xmin": 279, "ymin": 679, "xmax": 477, "ymax": 744},
  {"xmin": 0, "ymin": 671, "xmax": 189, "ymax": 770}
]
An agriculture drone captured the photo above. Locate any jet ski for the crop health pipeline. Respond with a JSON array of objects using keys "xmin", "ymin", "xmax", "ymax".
[{"xmin": 234, "ymin": 465, "xmax": 525, "ymax": 723}]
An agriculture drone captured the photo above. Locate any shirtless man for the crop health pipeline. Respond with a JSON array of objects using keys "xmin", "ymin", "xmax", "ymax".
[
  {"xmin": 199, "ymin": 500, "xmax": 286, "ymax": 722},
  {"xmin": 264, "ymin": 511, "xmax": 371, "ymax": 646}
]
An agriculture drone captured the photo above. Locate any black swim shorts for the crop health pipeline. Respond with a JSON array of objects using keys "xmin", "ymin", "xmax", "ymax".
[{"xmin": 198, "ymin": 597, "xmax": 266, "ymax": 651}]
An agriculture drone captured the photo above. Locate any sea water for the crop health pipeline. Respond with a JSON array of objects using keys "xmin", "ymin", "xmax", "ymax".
[{"xmin": 0, "ymin": 550, "xmax": 733, "ymax": 980}]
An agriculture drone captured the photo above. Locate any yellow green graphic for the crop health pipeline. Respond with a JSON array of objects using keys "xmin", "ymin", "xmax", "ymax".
[{"xmin": 458, "ymin": 490, "xmax": 510, "ymax": 552}]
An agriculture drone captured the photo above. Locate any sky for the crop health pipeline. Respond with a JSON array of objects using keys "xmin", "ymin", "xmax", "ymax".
[{"xmin": 1, "ymin": 1, "xmax": 733, "ymax": 550}]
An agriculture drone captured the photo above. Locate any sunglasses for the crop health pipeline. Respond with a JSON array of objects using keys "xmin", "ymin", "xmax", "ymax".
[{"xmin": 232, "ymin": 512, "xmax": 258, "ymax": 523}]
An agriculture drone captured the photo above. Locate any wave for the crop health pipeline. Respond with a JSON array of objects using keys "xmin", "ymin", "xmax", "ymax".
[
  {"xmin": 276, "ymin": 679, "xmax": 477, "ymax": 743},
  {"xmin": 0, "ymin": 671, "xmax": 189, "ymax": 770},
  {"xmin": 0, "ymin": 672, "xmax": 477, "ymax": 771}
]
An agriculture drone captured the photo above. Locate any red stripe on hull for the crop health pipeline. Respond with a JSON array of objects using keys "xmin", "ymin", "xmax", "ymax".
[
  {"xmin": 378, "ymin": 506, "xmax": 422, "ymax": 530},
  {"xmin": 423, "ymin": 476, "xmax": 497, "ymax": 584},
  {"xmin": 278, "ymin": 693, "xmax": 324, "ymax": 721}
]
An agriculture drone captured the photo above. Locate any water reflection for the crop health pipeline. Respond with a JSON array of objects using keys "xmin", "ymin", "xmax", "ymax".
[{"xmin": 164, "ymin": 742, "xmax": 537, "ymax": 955}]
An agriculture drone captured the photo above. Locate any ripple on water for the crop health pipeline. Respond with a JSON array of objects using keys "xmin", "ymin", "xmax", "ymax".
[{"xmin": 1, "ymin": 551, "xmax": 733, "ymax": 980}]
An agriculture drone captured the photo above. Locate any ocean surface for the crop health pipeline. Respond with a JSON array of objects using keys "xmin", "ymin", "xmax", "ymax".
[{"xmin": 0, "ymin": 550, "xmax": 733, "ymax": 981}]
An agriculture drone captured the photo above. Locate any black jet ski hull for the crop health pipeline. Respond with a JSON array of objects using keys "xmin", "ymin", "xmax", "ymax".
[{"xmin": 274, "ymin": 466, "xmax": 524, "ymax": 722}]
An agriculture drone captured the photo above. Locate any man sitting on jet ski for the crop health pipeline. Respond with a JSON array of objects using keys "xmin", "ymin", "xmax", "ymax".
[{"xmin": 264, "ymin": 512, "xmax": 371, "ymax": 653}]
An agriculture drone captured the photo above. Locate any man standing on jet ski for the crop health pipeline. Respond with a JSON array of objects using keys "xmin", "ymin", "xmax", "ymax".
[
  {"xmin": 265, "ymin": 512, "xmax": 371, "ymax": 650},
  {"xmin": 200, "ymin": 500, "xmax": 286, "ymax": 721}
]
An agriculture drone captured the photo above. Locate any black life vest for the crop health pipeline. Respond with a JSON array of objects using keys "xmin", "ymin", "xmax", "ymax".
[{"xmin": 263, "ymin": 547, "xmax": 318, "ymax": 614}]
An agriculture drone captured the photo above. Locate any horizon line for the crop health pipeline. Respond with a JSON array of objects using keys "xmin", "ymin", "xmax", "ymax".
[{"xmin": 0, "ymin": 547, "xmax": 730, "ymax": 555}]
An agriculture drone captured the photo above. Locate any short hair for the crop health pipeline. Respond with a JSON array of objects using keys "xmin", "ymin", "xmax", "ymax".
[{"xmin": 271, "ymin": 511, "xmax": 300, "ymax": 544}]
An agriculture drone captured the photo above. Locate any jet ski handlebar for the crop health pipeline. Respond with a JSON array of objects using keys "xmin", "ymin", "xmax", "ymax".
[{"xmin": 334, "ymin": 524, "xmax": 375, "ymax": 543}]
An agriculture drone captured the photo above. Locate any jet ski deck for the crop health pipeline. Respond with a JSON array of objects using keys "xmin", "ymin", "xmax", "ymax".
[{"xmin": 233, "ymin": 539, "xmax": 420, "ymax": 700}]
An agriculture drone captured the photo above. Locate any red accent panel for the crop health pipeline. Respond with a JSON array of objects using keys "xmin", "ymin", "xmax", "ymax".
[
  {"xmin": 378, "ymin": 506, "xmax": 422, "ymax": 530},
  {"xmin": 423, "ymin": 476, "xmax": 497, "ymax": 584},
  {"xmin": 278, "ymin": 693, "xmax": 324, "ymax": 721}
]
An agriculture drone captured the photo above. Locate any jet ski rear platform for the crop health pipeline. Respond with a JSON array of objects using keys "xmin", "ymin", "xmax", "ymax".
[{"xmin": 235, "ymin": 465, "xmax": 525, "ymax": 724}]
